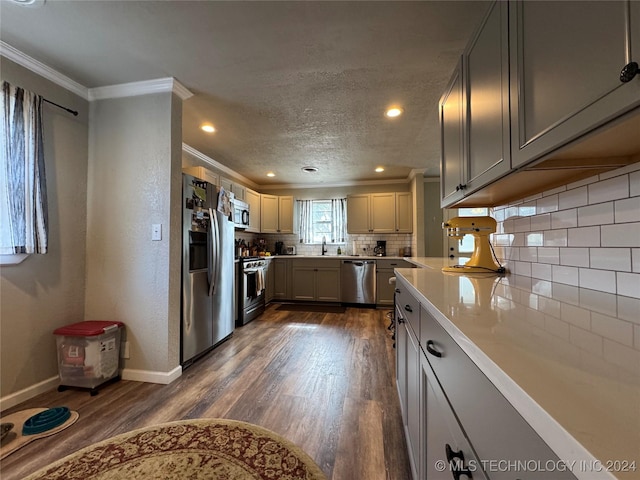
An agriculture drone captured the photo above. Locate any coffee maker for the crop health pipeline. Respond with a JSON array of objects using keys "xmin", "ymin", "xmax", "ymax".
[
  {"xmin": 275, "ymin": 241, "xmax": 284, "ymax": 255},
  {"xmin": 373, "ymin": 240, "xmax": 386, "ymax": 257}
]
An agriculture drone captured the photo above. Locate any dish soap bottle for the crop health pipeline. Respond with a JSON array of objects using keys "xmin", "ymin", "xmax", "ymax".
[{"xmin": 337, "ymin": 247, "xmax": 342, "ymax": 255}]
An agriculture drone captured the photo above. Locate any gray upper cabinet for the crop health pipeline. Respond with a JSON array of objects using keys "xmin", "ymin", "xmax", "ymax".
[
  {"xmin": 441, "ymin": 1, "xmax": 510, "ymax": 207},
  {"xmin": 510, "ymin": 0, "xmax": 640, "ymax": 167},
  {"xmin": 464, "ymin": 0, "xmax": 511, "ymax": 192},
  {"xmin": 439, "ymin": 58, "xmax": 465, "ymax": 207}
]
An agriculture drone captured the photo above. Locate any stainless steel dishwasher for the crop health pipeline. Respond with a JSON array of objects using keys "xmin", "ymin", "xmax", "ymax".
[{"xmin": 341, "ymin": 260, "xmax": 376, "ymax": 305}]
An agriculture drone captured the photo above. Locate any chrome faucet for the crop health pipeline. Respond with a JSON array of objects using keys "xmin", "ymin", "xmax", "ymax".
[{"xmin": 321, "ymin": 236, "xmax": 327, "ymax": 256}]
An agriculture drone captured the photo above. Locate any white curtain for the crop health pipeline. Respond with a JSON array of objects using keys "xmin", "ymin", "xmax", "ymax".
[
  {"xmin": 331, "ymin": 198, "xmax": 347, "ymax": 243},
  {"xmin": 297, "ymin": 199, "xmax": 313, "ymax": 243},
  {"xmin": 0, "ymin": 81, "xmax": 48, "ymax": 254}
]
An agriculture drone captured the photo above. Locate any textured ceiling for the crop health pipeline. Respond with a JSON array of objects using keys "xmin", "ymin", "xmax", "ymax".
[{"xmin": 0, "ymin": 0, "xmax": 491, "ymax": 187}]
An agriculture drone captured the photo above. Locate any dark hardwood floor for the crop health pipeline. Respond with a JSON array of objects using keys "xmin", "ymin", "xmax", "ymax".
[{"xmin": 0, "ymin": 304, "xmax": 411, "ymax": 480}]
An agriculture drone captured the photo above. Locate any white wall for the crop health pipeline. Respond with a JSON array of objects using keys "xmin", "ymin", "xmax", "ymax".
[{"xmin": 0, "ymin": 58, "xmax": 89, "ymax": 400}]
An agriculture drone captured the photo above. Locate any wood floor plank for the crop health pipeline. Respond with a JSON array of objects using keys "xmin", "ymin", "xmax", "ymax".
[{"xmin": 0, "ymin": 304, "xmax": 410, "ymax": 480}]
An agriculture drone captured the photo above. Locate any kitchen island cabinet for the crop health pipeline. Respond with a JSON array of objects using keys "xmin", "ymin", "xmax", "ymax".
[
  {"xmin": 376, "ymin": 258, "xmax": 414, "ymax": 306},
  {"xmin": 395, "ymin": 260, "xmax": 639, "ymax": 480}
]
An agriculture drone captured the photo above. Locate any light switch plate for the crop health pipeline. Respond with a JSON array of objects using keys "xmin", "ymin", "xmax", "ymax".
[{"xmin": 152, "ymin": 224, "xmax": 162, "ymax": 241}]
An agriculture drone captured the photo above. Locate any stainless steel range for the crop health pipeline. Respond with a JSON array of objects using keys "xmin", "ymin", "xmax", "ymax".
[{"xmin": 237, "ymin": 256, "xmax": 266, "ymax": 326}]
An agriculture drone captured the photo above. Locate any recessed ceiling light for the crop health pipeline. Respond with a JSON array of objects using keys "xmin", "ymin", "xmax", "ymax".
[
  {"xmin": 301, "ymin": 166, "xmax": 318, "ymax": 173},
  {"xmin": 266, "ymin": 172, "xmax": 275, "ymax": 177},
  {"xmin": 375, "ymin": 167, "xmax": 385, "ymax": 173},
  {"xmin": 200, "ymin": 124, "xmax": 216, "ymax": 133},
  {"xmin": 385, "ymin": 107, "xmax": 403, "ymax": 118}
]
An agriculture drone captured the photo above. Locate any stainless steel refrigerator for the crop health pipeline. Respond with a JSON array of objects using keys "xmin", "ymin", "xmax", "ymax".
[{"xmin": 181, "ymin": 173, "xmax": 235, "ymax": 366}]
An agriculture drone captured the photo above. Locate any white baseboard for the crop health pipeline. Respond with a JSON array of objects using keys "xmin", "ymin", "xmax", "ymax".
[
  {"xmin": 0, "ymin": 366, "xmax": 182, "ymax": 412},
  {"xmin": 121, "ymin": 365, "xmax": 182, "ymax": 385},
  {"xmin": 0, "ymin": 375, "xmax": 59, "ymax": 412}
]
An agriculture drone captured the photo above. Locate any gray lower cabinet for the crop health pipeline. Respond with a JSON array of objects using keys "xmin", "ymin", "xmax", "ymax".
[
  {"xmin": 273, "ymin": 259, "xmax": 290, "ymax": 300},
  {"xmin": 291, "ymin": 260, "xmax": 341, "ymax": 302},
  {"xmin": 395, "ymin": 275, "xmax": 577, "ymax": 480},
  {"xmin": 376, "ymin": 259, "xmax": 413, "ymax": 306},
  {"xmin": 264, "ymin": 259, "xmax": 275, "ymax": 304}
]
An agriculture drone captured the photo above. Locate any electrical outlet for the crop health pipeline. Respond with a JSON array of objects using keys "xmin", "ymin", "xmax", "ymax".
[
  {"xmin": 121, "ymin": 341, "xmax": 130, "ymax": 359},
  {"xmin": 152, "ymin": 223, "xmax": 162, "ymax": 241}
]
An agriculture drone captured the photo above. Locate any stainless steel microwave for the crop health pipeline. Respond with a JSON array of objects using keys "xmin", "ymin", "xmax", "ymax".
[{"xmin": 232, "ymin": 199, "xmax": 250, "ymax": 229}]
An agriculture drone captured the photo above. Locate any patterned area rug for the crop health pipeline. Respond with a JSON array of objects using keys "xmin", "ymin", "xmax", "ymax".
[{"xmin": 25, "ymin": 418, "xmax": 327, "ymax": 480}]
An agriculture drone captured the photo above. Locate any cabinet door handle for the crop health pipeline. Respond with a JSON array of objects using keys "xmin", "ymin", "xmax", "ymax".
[
  {"xmin": 445, "ymin": 444, "xmax": 473, "ymax": 479},
  {"xmin": 404, "ymin": 305, "xmax": 413, "ymax": 313},
  {"xmin": 397, "ymin": 315, "xmax": 405, "ymax": 324},
  {"xmin": 426, "ymin": 340, "xmax": 442, "ymax": 358},
  {"xmin": 395, "ymin": 289, "xmax": 401, "ymax": 294},
  {"xmin": 620, "ymin": 61, "xmax": 639, "ymax": 83}
]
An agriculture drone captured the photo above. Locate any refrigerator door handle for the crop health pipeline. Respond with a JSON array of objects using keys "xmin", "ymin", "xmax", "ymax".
[{"xmin": 209, "ymin": 208, "xmax": 220, "ymax": 296}]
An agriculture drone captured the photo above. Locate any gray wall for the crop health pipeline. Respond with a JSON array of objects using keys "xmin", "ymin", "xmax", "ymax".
[
  {"xmin": 423, "ymin": 179, "xmax": 444, "ymax": 256},
  {"xmin": 0, "ymin": 58, "xmax": 89, "ymax": 397},
  {"xmin": 86, "ymin": 92, "xmax": 181, "ymax": 373}
]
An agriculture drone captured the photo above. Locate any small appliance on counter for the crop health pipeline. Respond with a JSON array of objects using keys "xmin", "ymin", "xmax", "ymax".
[
  {"xmin": 285, "ymin": 245, "xmax": 296, "ymax": 255},
  {"xmin": 442, "ymin": 216, "xmax": 505, "ymax": 274},
  {"xmin": 275, "ymin": 241, "xmax": 284, "ymax": 255},
  {"xmin": 373, "ymin": 240, "xmax": 386, "ymax": 256}
]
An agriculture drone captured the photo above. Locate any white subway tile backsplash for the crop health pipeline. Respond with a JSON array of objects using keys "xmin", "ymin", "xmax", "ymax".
[
  {"xmin": 559, "ymin": 186, "xmax": 588, "ymax": 210},
  {"xmin": 577, "ymin": 202, "xmax": 614, "ymax": 226},
  {"xmin": 616, "ymin": 272, "xmax": 640, "ymax": 299},
  {"xmin": 630, "ymin": 170, "xmax": 640, "ymax": 197},
  {"xmin": 515, "ymin": 261, "xmax": 532, "ymax": 277},
  {"xmin": 531, "ymin": 263, "xmax": 552, "ymax": 281},
  {"xmin": 514, "ymin": 218, "xmax": 531, "ymax": 232},
  {"xmin": 492, "ymin": 166, "xmax": 640, "ymax": 298},
  {"xmin": 614, "ymin": 196, "xmax": 640, "ymax": 223},
  {"xmin": 525, "ymin": 233, "xmax": 543, "ymax": 246},
  {"xmin": 579, "ymin": 268, "xmax": 616, "ymax": 294},
  {"xmin": 617, "ymin": 296, "xmax": 640, "ymax": 325},
  {"xmin": 537, "ymin": 247, "xmax": 560, "ymax": 264},
  {"xmin": 537, "ymin": 194, "xmax": 559, "ymax": 213},
  {"xmin": 519, "ymin": 247, "xmax": 538, "ymax": 262},
  {"xmin": 544, "ymin": 230, "xmax": 567, "ymax": 247},
  {"xmin": 588, "ymin": 175, "xmax": 629, "ymax": 204},
  {"xmin": 589, "ymin": 248, "xmax": 631, "ymax": 272},
  {"xmin": 560, "ymin": 248, "xmax": 589, "ymax": 267},
  {"xmin": 551, "ymin": 209, "xmax": 578, "ymax": 229},
  {"xmin": 530, "ymin": 213, "xmax": 551, "ymax": 231},
  {"xmin": 567, "ymin": 226, "xmax": 600, "ymax": 247},
  {"xmin": 601, "ymin": 223, "xmax": 640, "ymax": 247},
  {"xmin": 552, "ymin": 265, "xmax": 579, "ymax": 286}
]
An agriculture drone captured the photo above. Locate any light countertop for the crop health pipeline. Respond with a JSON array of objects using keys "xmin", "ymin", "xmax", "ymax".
[
  {"xmin": 396, "ymin": 258, "xmax": 640, "ymax": 480},
  {"xmin": 259, "ymin": 255, "xmax": 410, "ymax": 260}
]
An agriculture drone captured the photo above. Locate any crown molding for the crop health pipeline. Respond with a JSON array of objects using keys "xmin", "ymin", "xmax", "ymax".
[
  {"xmin": 0, "ymin": 41, "xmax": 89, "ymax": 99},
  {"xmin": 89, "ymin": 77, "xmax": 193, "ymax": 101},
  {"xmin": 258, "ymin": 177, "xmax": 411, "ymax": 191},
  {"xmin": 182, "ymin": 143, "xmax": 258, "ymax": 189}
]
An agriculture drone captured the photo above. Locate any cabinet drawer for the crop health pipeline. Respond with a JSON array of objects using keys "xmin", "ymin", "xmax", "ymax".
[
  {"xmin": 376, "ymin": 259, "xmax": 412, "ymax": 270},
  {"xmin": 420, "ymin": 306, "xmax": 576, "ymax": 480},
  {"xmin": 396, "ymin": 281, "xmax": 420, "ymax": 340}
]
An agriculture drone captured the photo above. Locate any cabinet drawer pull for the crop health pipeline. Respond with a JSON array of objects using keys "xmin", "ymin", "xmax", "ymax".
[
  {"xmin": 395, "ymin": 289, "xmax": 401, "ymax": 294},
  {"xmin": 426, "ymin": 340, "xmax": 442, "ymax": 358},
  {"xmin": 404, "ymin": 305, "xmax": 413, "ymax": 313},
  {"xmin": 445, "ymin": 444, "xmax": 473, "ymax": 479}
]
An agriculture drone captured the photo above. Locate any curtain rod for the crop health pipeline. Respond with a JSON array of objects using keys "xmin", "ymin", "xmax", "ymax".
[{"xmin": 43, "ymin": 98, "xmax": 78, "ymax": 116}]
